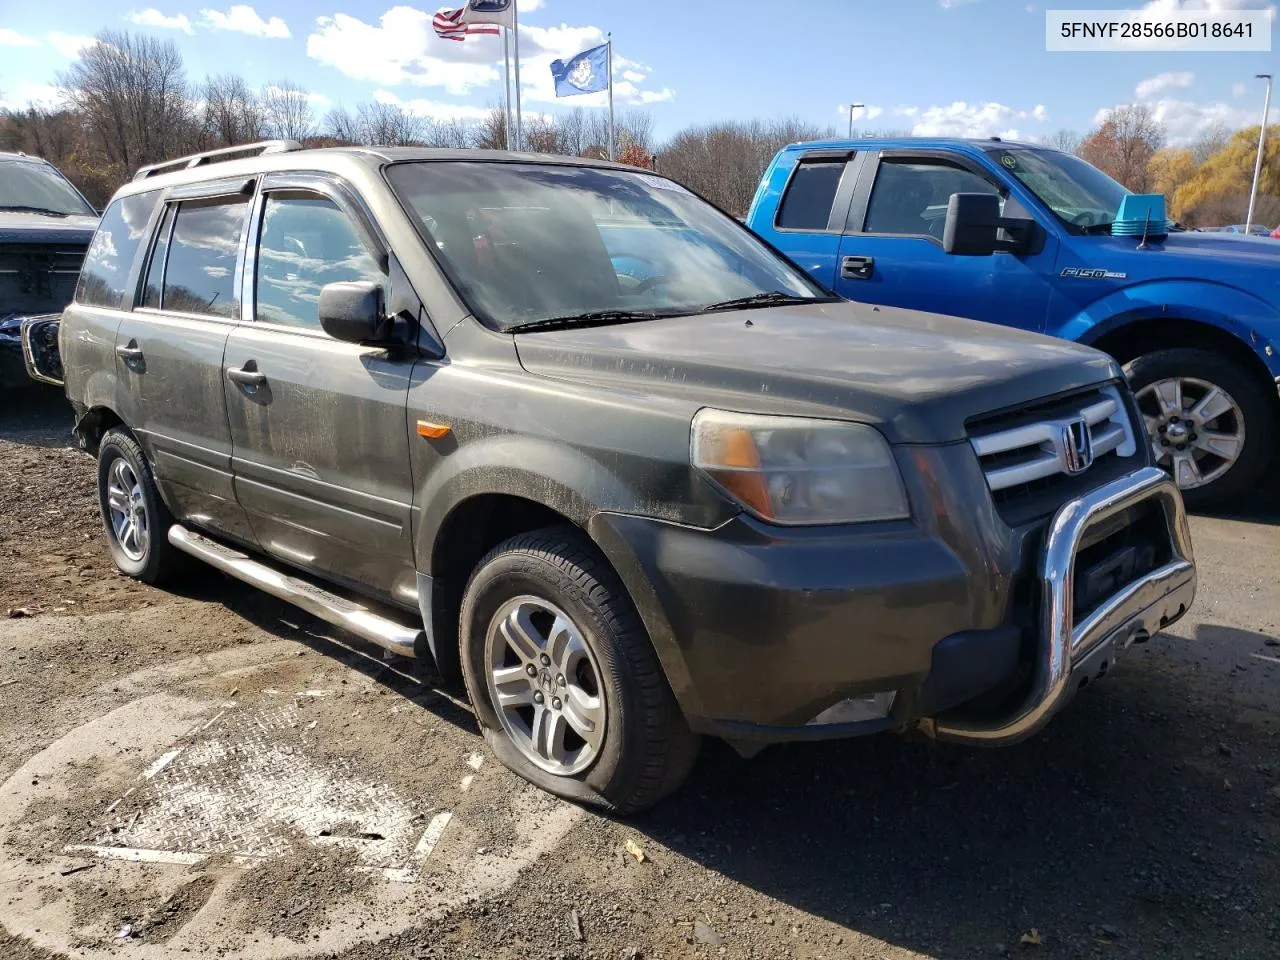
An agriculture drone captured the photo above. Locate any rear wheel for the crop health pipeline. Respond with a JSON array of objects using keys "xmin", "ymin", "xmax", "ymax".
[
  {"xmin": 459, "ymin": 527, "xmax": 699, "ymax": 814},
  {"xmin": 97, "ymin": 428, "xmax": 186, "ymax": 584},
  {"xmin": 1125, "ymin": 347, "xmax": 1274, "ymax": 510}
]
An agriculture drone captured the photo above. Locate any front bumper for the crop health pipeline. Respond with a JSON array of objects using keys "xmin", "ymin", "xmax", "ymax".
[{"xmin": 590, "ymin": 465, "xmax": 1194, "ymax": 747}]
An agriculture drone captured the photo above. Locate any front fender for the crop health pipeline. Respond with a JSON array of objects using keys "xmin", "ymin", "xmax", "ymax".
[
  {"xmin": 414, "ymin": 432, "xmax": 643, "ymax": 574},
  {"xmin": 1055, "ymin": 279, "xmax": 1280, "ymax": 378}
]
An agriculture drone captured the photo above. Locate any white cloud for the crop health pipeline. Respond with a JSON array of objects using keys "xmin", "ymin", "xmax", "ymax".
[
  {"xmin": 894, "ymin": 101, "xmax": 1047, "ymax": 139},
  {"xmin": 519, "ymin": 0, "xmax": 545, "ymax": 9},
  {"xmin": 373, "ymin": 89, "xmax": 502, "ymax": 123},
  {"xmin": 1095, "ymin": 97, "xmax": 1280, "ymax": 144},
  {"xmin": 0, "ymin": 28, "xmax": 40, "ymax": 47},
  {"xmin": 201, "ymin": 5, "xmax": 290, "ymax": 39},
  {"xmin": 0, "ymin": 81, "xmax": 63, "ymax": 110},
  {"xmin": 308, "ymin": 7, "xmax": 501, "ymax": 94},
  {"xmin": 1136, "ymin": 71, "xmax": 1195, "ymax": 100},
  {"xmin": 262, "ymin": 83, "xmax": 331, "ymax": 108},
  {"xmin": 1232, "ymin": 82, "xmax": 1248, "ymax": 97},
  {"xmin": 127, "ymin": 8, "xmax": 194, "ymax": 33},
  {"xmin": 48, "ymin": 33, "xmax": 97, "ymax": 59},
  {"xmin": 835, "ymin": 104, "xmax": 885, "ymax": 121},
  {"xmin": 1138, "ymin": 0, "xmax": 1275, "ymax": 12}
]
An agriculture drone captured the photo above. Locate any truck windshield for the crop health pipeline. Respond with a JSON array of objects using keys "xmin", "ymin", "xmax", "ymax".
[
  {"xmin": 986, "ymin": 148, "xmax": 1129, "ymax": 232},
  {"xmin": 0, "ymin": 158, "xmax": 96, "ymax": 217},
  {"xmin": 386, "ymin": 161, "xmax": 829, "ymax": 331}
]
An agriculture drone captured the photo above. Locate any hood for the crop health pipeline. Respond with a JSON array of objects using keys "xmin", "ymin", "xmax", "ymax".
[
  {"xmin": 513, "ymin": 302, "xmax": 1120, "ymax": 444},
  {"xmin": 0, "ymin": 212, "xmax": 98, "ymax": 246}
]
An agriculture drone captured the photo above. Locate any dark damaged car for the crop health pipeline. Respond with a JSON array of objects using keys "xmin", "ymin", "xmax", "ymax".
[
  {"xmin": 0, "ymin": 152, "xmax": 97, "ymax": 388},
  {"xmin": 32, "ymin": 142, "xmax": 1196, "ymax": 812}
]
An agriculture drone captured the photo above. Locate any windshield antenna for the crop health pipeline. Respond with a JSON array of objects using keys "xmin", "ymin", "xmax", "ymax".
[{"xmin": 1137, "ymin": 209, "xmax": 1153, "ymax": 251}]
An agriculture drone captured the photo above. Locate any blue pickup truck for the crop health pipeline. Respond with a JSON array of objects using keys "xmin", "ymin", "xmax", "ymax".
[{"xmin": 746, "ymin": 138, "xmax": 1280, "ymax": 507}]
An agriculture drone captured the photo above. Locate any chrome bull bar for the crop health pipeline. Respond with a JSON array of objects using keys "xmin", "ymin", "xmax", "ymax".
[{"xmin": 927, "ymin": 466, "xmax": 1196, "ymax": 746}]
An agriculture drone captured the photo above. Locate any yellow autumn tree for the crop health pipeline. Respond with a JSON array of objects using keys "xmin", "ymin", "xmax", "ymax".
[
  {"xmin": 1147, "ymin": 147, "xmax": 1198, "ymax": 218},
  {"xmin": 1173, "ymin": 126, "xmax": 1280, "ymax": 227}
]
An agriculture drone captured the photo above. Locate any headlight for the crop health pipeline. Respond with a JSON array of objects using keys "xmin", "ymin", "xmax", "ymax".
[{"xmin": 691, "ymin": 409, "xmax": 909, "ymax": 525}]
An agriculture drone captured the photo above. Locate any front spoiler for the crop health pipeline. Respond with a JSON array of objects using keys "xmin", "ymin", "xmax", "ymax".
[{"xmin": 923, "ymin": 466, "xmax": 1195, "ymax": 746}]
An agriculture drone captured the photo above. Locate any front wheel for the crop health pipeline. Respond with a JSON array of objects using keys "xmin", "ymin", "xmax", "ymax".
[
  {"xmin": 1125, "ymin": 347, "xmax": 1274, "ymax": 510},
  {"xmin": 459, "ymin": 527, "xmax": 699, "ymax": 814}
]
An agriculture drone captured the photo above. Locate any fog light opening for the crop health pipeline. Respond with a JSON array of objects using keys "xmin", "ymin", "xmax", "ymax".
[{"xmin": 806, "ymin": 691, "xmax": 896, "ymax": 727}]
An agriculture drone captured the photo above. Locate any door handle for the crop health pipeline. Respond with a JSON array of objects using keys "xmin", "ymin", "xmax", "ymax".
[
  {"xmin": 841, "ymin": 255, "xmax": 875, "ymax": 280},
  {"xmin": 115, "ymin": 343, "xmax": 144, "ymax": 360},
  {"xmin": 226, "ymin": 364, "xmax": 266, "ymax": 387}
]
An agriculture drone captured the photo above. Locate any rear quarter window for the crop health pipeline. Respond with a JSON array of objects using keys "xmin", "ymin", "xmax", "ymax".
[{"xmin": 76, "ymin": 191, "xmax": 160, "ymax": 309}]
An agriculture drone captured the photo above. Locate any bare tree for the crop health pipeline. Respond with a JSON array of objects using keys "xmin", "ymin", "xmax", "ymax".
[
  {"xmin": 324, "ymin": 105, "xmax": 361, "ymax": 144},
  {"xmin": 58, "ymin": 29, "xmax": 191, "ymax": 172},
  {"xmin": 1045, "ymin": 129, "xmax": 1082, "ymax": 154},
  {"xmin": 473, "ymin": 106, "xmax": 508, "ymax": 150},
  {"xmin": 260, "ymin": 80, "xmax": 314, "ymax": 141},
  {"xmin": 1191, "ymin": 122, "xmax": 1231, "ymax": 165},
  {"xmin": 202, "ymin": 74, "xmax": 264, "ymax": 147},
  {"xmin": 1079, "ymin": 104, "xmax": 1165, "ymax": 192}
]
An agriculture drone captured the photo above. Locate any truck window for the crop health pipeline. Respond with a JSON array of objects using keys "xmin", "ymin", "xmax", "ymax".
[
  {"xmin": 864, "ymin": 159, "xmax": 1002, "ymax": 241},
  {"xmin": 254, "ymin": 193, "xmax": 386, "ymax": 331},
  {"xmin": 160, "ymin": 198, "xmax": 248, "ymax": 319},
  {"xmin": 76, "ymin": 191, "xmax": 160, "ymax": 309},
  {"xmin": 141, "ymin": 206, "xmax": 175, "ymax": 309},
  {"xmin": 776, "ymin": 160, "xmax": 845, "ymax": 230}
]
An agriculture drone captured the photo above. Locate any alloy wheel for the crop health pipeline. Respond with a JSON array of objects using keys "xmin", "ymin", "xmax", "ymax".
[
  {"xmin": 106, "ymin": 457, "xmax": 149, "ymax": 562},
  {"xmin": 484, "ymin": 595, "xmax": 607, "ymax": 777},
  {"xmin": 1134, "ymin": 376, "xmax": 1244, "ymax": 490}
]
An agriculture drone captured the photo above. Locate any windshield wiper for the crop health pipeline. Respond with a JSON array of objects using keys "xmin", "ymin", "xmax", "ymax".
[
  {"xmin": 0, "ymin": 204, "xmax": 70, "ymax": 218},
  {"xmin": 512, "ymin": 309, "xmax": 669, "ymax": 333},
  {"xmin": 697, "ymin": 291, "xmax": 837, "ymax": 313}
]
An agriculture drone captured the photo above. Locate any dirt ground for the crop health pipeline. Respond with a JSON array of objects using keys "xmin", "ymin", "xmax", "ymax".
[{"xmin": 2, "ymin": 387, "xmax": 1278, "ymax": 960}]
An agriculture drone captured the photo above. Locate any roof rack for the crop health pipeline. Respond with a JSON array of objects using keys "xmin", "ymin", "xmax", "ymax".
[{"xmin": 132, "ymin": 140, "xmax": 303, "ymax": 181}]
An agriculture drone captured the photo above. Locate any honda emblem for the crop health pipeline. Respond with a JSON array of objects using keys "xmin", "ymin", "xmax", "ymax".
[{"xmin": 1061, "ymin": 418, "xmax": 1093, "ymax": 474}]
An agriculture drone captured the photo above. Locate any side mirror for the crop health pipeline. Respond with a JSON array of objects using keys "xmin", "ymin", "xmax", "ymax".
[
  {"xmin": 319, "ymin": 281, "xmax": 389, "ymax": 343},
  {"xmin": 943, "ymin": 193, "xmax": 1001, "ymax": 256}
]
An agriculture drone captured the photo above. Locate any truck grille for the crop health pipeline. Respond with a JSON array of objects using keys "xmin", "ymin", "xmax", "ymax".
[
  {"xmin": 968, "ymin": 384, "xmax": 1140, "ymax": 525},
  {"xmin": 0, "ymin": 243, "xmax": 87, "ymax": 317}
]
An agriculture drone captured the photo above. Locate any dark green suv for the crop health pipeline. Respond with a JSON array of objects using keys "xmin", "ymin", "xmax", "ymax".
[{"xmin": 39, "ymin": 141, "xmax": 1197, "ymax": 812}]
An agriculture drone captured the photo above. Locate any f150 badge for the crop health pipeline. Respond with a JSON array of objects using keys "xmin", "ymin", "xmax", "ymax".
[{"xmin": 1061, "ymin": 267, "xmax": 1127, "ymax": 280}]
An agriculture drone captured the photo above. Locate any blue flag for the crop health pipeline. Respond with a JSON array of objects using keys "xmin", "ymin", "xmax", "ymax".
[{"xmin": 550, "ymin": 43, "xmax": 610, "ymax": 97}]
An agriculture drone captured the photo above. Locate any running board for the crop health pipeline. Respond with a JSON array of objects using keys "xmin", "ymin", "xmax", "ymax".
[{"xmin": 167, "ymin": 525, "xmax": 423, "ymax": 657}]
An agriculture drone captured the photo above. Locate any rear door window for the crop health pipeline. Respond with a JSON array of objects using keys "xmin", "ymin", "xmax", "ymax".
[
  {"xmin": 776, "ymin": 160, "xmax": 846, "ymax": 230},
  {"xmin": 76, "ymin": 191, "xmax": 160, "ymax": 309},
  {"xmin": 159, "ymin": 198, "xmax": 248, "ymax": 318}
]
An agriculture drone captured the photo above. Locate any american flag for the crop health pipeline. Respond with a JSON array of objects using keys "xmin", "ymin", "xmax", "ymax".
[{"xmin": 432, "ymin": 6, "xmax": 501, "ymax": 41}]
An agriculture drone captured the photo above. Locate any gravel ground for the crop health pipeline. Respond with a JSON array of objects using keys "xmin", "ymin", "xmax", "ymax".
[{"xmin": 1, "ymin": 387, "xmax": 1278, "ymax": 960}]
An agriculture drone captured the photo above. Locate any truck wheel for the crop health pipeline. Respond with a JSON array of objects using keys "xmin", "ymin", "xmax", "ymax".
[
  {"xmin": 459, "ymin": 527, "xmax": 699, "ymax": 814},
  {"xmin": 97, "ymin": 428, "xmax": 185, "ymax": 584},
  {"xmin": 1124, "ymin": 347, "xmax": 1274, "ymax": 509}
]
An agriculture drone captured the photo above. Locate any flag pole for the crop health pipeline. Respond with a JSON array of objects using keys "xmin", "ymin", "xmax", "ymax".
[
  {"xmin": 607, "ymin": 33, "xmax": 615, "ymax": 161},
  {"xmin": 512, "ymin": 0, "xmax": 523, "ymax": 150},
  {"xmin": 502, "ymin": 26, "xmax": 513, "ymax": 150}
]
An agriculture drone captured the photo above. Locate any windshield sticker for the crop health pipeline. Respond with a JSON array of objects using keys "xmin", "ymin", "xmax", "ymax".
[
  {"xmin": 1061, "ymin": 267, "xmax": 1127, "ymax": 280},
  {"xmin": 1000, "ymin": 153, "xmax": 1019, "ymax": 170}
]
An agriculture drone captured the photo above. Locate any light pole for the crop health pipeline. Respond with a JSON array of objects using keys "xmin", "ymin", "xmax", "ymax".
[
  {"xmin": 1245, "ymin": 74, "xmax": 1272, "ymax": 233},
  {"xmin": 847, "ymin": 103, "xmax": 865, "ymax": 139}
]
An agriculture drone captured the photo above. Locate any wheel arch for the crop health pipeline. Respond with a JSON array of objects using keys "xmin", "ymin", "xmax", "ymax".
[{"xmin": 75, "ymin": 404, "xmax": 127, "ymax": 456}]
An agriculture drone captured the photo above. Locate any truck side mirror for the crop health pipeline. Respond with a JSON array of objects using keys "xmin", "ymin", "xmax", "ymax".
[
  {"xmin": 943, "ymin": 193, "xmax": 1001, "ymax": 256},
  {"xmin": 319, "ymin": 281, "xmax": 390, "ymax": 343}
]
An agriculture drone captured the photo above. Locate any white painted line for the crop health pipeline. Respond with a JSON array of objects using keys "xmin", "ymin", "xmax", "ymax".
[
  {"xmin": 413, "ymin": 811, "xmax": 453, "ymax": 861},
  {"xmin": 459, "ymin": 775, "xmax": 474, "ymax": 793},
  {"xmin": 142, "ymin": 748, "xmax": 184, "ymax": 780},
  {"xmin": 1251, "ymin": 653, "xmax": 1280, "ymax": 666},
  {"xmin": 466, "ymin": 752, "xmax": 485, "ymax": 771},
  {"xmin": 363, "ymin": 866, "xmax": 418, "ymax": 883},
  {"xmin": 64, "ymin": 845, "xmax": 208, "ymax": 866}
]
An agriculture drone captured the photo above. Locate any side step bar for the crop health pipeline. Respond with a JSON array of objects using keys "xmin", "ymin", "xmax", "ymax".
[{"xmin": 168, "ymin": 525, "xmax": 423, "ymax": 658}]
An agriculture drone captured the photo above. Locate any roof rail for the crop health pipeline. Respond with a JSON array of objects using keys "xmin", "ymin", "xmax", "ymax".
[{"xmin": 133, "ymin": 140, "xmax": 303, "ymax": 181}]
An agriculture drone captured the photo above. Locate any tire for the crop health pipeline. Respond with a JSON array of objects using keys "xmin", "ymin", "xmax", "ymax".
[
  {"xmin": 459, "ymin": 527, "xmax": 699, "ymax": 814},
  {"xmin": 1124, "ymin": 347, "xmax": 1275, "ymax": 510},
  {"xmin": 97, "ymin": 428, "xmax": 186, "ymax": 585}
]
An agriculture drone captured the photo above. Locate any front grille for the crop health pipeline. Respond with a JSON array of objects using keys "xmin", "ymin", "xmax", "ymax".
[
  {"xmin": 968, "ymin": 384, "xmax": 1141, "ymax": 525},
  {"xmin": 0, "ymin": 243, "xmax": 87, "ymax": 316}
]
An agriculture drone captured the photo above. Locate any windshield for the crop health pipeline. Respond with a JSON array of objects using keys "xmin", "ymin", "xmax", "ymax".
[
  {"xmin": 986, "ymin": 148, "xmax": 1129, "ymax": 231},
  {"xmin": 385, "ymin": 161, "xmax": 827, "ymax": 330},
  {"xmin": 0, "ymin": 159, "xmax": 95, "ymax": 217}
]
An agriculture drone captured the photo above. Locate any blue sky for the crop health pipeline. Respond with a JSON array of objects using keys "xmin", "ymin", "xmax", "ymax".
[{"xmin": 1, "ymin": 0, "xmax": 1275, "ymax": 144}]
